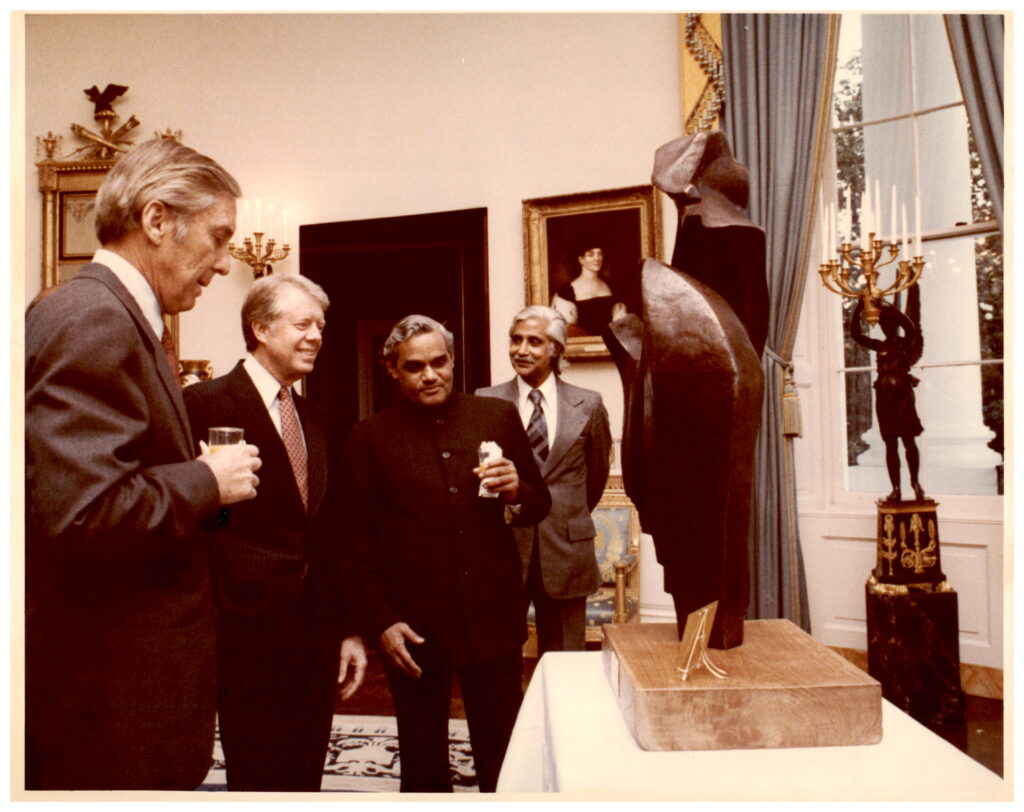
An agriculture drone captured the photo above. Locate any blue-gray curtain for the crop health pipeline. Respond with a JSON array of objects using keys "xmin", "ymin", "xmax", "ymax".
[
  {"xmin": 721, "ymin": 14, "xmax": 841, "ymax": 630},
  {"xmin": 945, "ymin": 14, "xmax": 1004, "ymax": 228}
]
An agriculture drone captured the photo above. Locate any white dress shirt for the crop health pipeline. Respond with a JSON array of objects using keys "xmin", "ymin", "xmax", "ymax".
[
  {"xmin": 243, "ymin": 353, "xmax": 305, "ymax": 446},
  {"xmin": 93, "ymin": 248, "xmax": 164, "ymax": 340},
  {"xmin": 515, "ymin": 372, "xmax": 558, "ymax": 450}
]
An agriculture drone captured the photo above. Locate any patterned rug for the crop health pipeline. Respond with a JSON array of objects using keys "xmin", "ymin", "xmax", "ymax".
[{"xmin": 197, "ymin": 715, "xmax": 476, "ymax": 792}]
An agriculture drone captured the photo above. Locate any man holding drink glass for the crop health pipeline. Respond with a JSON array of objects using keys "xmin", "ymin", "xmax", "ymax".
[
  {"xmin": 25, "ymin": 138, "xmax": 261, "ymax": 790},
  {"xmin": 184, "ymin": 274, "xmax": 367, "ymax": 792}
]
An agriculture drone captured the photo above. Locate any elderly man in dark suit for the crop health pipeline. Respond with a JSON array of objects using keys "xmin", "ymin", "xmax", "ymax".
[
  {"xmin": 345, "ymin": 314, "xmax": 550, "ymax": 793},
  {"xmin": 25, "ymin": 138, "xmax": 262, "ymax": 790},
  {"xmin": 477, "ymin": 306, "xmax": 611, "ymax": 654},
  {"xmin": 184, "ymin": 274, "xmax": 366, "ymax": 791}
]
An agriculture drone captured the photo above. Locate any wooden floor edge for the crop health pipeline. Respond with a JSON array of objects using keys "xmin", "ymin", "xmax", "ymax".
[{"xmin": 828, "ymin": 646, "xmax": 1003, "ymax": 700}]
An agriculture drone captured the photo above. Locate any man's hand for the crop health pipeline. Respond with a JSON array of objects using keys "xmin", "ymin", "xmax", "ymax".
[
  {"xmin": 337, "ymin": 635, "xmax": 368, "ymax": 700},
  {"xmin": 380, "ymin": 622, "xmax": 425, "ymax": 679},
  {"xmin": 197, "ymin": 441, "xmax": 262, "ymax": 505},
  {"xmin": 474, "ymin": 456, "xmax": 519, "ymax": 503}
]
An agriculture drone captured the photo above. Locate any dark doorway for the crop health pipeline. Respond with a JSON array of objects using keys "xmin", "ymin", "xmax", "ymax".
[{"xmin": 300, "ymin": 207, "xmax": 489, "ymax": 429}]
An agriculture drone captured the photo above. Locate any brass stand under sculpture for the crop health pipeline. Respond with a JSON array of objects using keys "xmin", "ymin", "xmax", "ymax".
[
  {"xmin": 675, "ymin": 601, "xmax": 727, "ymax": 682},
  {"xmin": 604, "ymin": 129, "xmax": 767, "ymax": 650}
]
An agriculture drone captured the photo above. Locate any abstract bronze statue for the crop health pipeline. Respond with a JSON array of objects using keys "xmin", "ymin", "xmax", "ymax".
[
  {"xmin": 849, "ymin": 293, "xmax": 925, "ymax": 502},
  {"xmin": 604, "ymin": 130, "xmax": 768, "ymax": 650},
  {"xmin": 653, "ymin": 129, "xmax": 769, "ymax": 357}
]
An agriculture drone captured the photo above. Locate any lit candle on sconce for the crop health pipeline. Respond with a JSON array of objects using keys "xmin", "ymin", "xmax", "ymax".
[{"xmin": 228, "ymin": 195, "xmax": 291, "ymax": 278}]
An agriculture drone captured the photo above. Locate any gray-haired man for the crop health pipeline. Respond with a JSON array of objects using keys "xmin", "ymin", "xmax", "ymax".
[{"xmin": 26, "ymin": 138, "xmax": 261, "ymax": 789}]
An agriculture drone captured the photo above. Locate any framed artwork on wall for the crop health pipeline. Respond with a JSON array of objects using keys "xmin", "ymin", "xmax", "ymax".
[
  {"xmin": 523, "ymin": 184, "xmax": 661, "ymax": 360},
  {"xmin": 37, "ymin": 157, "xmax": 116, "ymax": 288},
  {"xmin": 36, "ymin": 155, "xmax": 179, "ymax": 356}
]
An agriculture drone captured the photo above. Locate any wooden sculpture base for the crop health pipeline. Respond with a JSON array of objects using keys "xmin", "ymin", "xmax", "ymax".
[{"xmin": 602, "ymin": 620, "xmax": 882, "ymax": 751}]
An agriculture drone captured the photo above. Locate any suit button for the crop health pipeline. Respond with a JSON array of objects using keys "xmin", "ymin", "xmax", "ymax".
[
  {"xmin": 449, "ymin": 486, "xmax": 458, "ymax": 494},
  {"xmin": 436, "ymin": 418, "xmax": 445, "ymax": 425},
  {"xmin": 442, "ymin": 451, "xmax": 451, "ymax": 459}
]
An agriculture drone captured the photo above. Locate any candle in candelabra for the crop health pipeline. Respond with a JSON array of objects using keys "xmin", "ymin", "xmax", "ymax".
[
  {"xmin": 915, "ymin": 195, "xmax": 921, "ymax": 256},
  {"xmin": 874, "ymin": 180, "xmax": 881, "ymax": 241},
  {"xmin": 267, "ymin": 202, "xmax": 276, "ymax": 241},
  {"xmin": 889, "ymin": 185, "xmax": 896, "ymax": 243},
  {"xmin": 862, "ymin": 179, "xmax": 872, "ymax": 251},
  {"xmin": 819, "ymin": 189, "xmax": 826, "ymax": 264},
  {"xmin": 829, "ymin": 203, "xmax": 836, "ymax": 259},
  {"xmin": 901, "ymin": 204, "xmax": 908, "ymax": 262},
  {"xmin": 282, "ymin": 208, "xmax": 291, "ymax": 247}
]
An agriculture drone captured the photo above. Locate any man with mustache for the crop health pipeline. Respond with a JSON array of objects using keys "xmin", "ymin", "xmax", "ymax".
[{"xmin": 477, "ymin": 306, "xmax": 611, "ymax": 655}]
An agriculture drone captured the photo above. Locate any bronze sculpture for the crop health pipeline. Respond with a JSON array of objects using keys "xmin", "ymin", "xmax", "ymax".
[
  {"xmin": 849, "ymin": 294, "xmax": 925, "ymax": 502},
  {"xmin": 604, "ymin": 130, "xmax": 767, "ymax": 650}
]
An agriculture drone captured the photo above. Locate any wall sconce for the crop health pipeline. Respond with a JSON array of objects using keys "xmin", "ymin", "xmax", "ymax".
[{"xmin": 229, "ymin": 197, "xmax": 292, "ymax": 278}]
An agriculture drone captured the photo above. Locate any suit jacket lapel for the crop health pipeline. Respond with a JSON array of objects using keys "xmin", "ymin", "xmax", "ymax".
[
  {"xmin": 79, "ymin": 264, "xmax": 195, "ymax": 456},
  {"xmin": 544, "ymin": 378, "xmax": 587, "ymax": 474}
]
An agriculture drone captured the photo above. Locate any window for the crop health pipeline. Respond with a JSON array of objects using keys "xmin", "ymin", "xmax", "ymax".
[{"xmin": 829, "ymin": 13, "xmax": 1003, "ymax": 497}]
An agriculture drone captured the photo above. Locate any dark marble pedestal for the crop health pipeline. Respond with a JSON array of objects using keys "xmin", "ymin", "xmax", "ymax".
[{"xmin": 866, "ymin": 584, "xmax": 966, "ymax": 727}]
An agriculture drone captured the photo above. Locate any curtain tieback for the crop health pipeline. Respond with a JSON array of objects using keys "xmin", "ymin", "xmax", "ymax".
[{"xmin": 765, "ymin": 347, "xmax": 803, "ymax": 439}]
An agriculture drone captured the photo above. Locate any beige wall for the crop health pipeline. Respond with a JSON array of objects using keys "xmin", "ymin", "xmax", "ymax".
[
  {"xmin": 22, "ymin": 11, "xmax": 683, "ymax": 618},
  {"xmin": 24, "ymin": 13, "xmax": 680, "ymax": 393}
]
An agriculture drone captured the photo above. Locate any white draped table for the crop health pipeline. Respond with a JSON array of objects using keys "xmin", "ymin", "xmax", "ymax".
[{"xmin": 497, "ymin": 652, "xmax": 1005, "ymax": 800}]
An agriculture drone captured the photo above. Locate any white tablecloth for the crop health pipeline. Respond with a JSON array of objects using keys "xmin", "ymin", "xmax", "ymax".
[{"xmin": 497, "ymin": 651, "xmax": 1006, "ymax": 800}]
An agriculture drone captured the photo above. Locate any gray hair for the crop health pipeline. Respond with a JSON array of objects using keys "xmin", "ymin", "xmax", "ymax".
[
  {"xmin": 95, "ymin": 138, "xmax": 241, "ymax": 245},
  {"xmin": 510, "ymin": 305, "xmax": 569, "ymax": 373},
  {"xmin": 241, "ymin": 274, "xmax": 329, "ymax": 352},
  {"xmin": 383, "ymin": 314, "xmax": 454, "ymax": 365}
]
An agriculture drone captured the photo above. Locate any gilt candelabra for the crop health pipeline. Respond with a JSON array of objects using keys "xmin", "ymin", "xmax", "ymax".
[
  {"xmin": 818, "ymin": 181, "xmax": 926, "ymax": 323},
  {"xmin": 228, "ymin": 232, "xmax": 290, "ymax": 278}
]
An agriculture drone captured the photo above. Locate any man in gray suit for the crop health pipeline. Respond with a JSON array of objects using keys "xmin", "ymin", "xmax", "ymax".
[
  {"xmin": 25, "ymin": 138, "xmax": 262, "ymax": 789},
  {"xmin": 477, "ymin": 306, "xmax": 611, "ymax": 653}
]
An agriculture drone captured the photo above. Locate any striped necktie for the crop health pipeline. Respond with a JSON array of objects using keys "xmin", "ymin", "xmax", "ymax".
[
  {"xmin": 527, "ymin": 388, "xmax": 549, "ymax": 462},
  {"xmin": 279, "ymin": 386, "xmax": 309, "ymax": 510},
  {"xmin": 161, "ymin": 326, "xmax": 181, "ymax": 386}
]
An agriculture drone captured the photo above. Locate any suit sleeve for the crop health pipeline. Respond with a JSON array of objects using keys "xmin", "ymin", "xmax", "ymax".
[
  {"xmin": 25, "ymin": 298, "xmax": 219, "ymax": 558},
  {"xmin": 585, "ymin": 397, "xmax": 613, "ymax": 511},
  {"xmin": 498, "ymin": 402, "xmax": 551, "ymax": 527}
]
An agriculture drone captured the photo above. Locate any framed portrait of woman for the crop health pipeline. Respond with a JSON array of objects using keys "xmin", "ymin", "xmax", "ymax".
[{"xmin": 523, "ymin": 185, "xmax": 661, "ymax": 360}]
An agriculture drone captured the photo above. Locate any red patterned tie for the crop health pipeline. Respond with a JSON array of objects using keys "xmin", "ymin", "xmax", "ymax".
[
  {"xmin": 161, "ymin": 326, "xmax": 181, "ymax": 386},
  {"xmin": 279, "ymin": 386, "xmax": 309, "ymax": 510}
]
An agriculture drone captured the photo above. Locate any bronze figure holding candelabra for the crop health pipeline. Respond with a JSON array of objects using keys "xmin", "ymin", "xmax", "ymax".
[{"xmin": 820, "ymin": 204, "xmax": 965, "ymax": 731}]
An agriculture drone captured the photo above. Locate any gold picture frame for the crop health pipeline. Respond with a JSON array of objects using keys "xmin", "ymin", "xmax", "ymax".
[
  {"xmin": 523, "ymin": 184, "xmax": 661, "ymax": 360},
  {"xmin": 37, "ymin": 157, "xmax": 116, "ymax": 289},
  {"xmin": 36, "ymin": 155, "xmax": 179, "ymax": 353}
]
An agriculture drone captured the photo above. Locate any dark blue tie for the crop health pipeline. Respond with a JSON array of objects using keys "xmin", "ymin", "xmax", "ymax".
[{"xmin": 527, "ymin": 388, "xmax": 549, "ymax": 461}]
